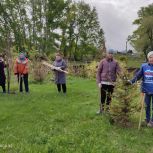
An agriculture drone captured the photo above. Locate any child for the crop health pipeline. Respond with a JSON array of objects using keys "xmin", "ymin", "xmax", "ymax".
[
  {"xmin": 128, "ymin": 51, "xmax": 153, "ymax": 127},
  {"xmin": 53, "ymin": 52, "xmax": 67, "ymax": 94},
  {"xmin": 0, "ymin": 55, "xmax": 6, "ymax": 93}
]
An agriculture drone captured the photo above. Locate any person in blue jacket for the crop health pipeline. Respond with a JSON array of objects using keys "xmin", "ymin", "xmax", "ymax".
[{"xmin": 128, "ymin": 51, "xmax": 153, "ymax": 127}]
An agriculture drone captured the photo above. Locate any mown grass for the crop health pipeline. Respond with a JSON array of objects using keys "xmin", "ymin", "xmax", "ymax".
[{"xmin": 0, "ymin": 77, "xmax": 153, "ymax": 153}]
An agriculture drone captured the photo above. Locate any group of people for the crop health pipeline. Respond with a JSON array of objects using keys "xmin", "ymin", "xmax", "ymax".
[
  {"xmin": 0, "ymin": 52, "xmax": 67, "ymax": 94},
  {"xmin": 1, "ymin": 50, "xmax": 153, "ymax": 127},
  {"xmin": 0, "ymin": 53, "xmax": 29, "ymax": 93},
  {"xmin": 96, "ymin": 50, "xmax": 153, "ymax": 127}
]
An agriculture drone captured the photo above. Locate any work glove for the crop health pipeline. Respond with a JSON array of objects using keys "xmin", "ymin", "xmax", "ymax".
[
  {"xmin": 125, "ymin": 80, "xmax": 132, "ymax": 85},
  {"xmin": 56, "ymin": 67, "xmax": 61, "ymax": 70}
]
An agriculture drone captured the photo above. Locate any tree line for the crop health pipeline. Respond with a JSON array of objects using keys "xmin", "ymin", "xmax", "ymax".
[
  {"xmin": 131, "ymin": 3, "xmax": 153, "ymax": 59},
  {"xmin": 0, "ymin": 0, "xmax": 105, "ymax": 60}
]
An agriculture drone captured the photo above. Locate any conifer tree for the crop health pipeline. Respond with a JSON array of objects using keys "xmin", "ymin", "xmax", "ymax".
[{"xmin": 110, "ymin": 58, "xmax": 138, "ymax": 127}]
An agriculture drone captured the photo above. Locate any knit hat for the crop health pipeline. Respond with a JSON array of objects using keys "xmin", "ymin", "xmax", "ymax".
[
  {"xmin": 147, "ymin": 51, "xmax": 153, "ymax": 58},
  {"xmin": 19, "ymin": 53, "xmax": 26, "ymax": 61},
  {"xmin": 108, "ymin": 49, "xmax": 114, "ymax": 54}
]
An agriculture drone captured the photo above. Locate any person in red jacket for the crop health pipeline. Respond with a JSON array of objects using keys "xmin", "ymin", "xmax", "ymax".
[{"xmin": 14, "ymin": 53, "xmax": 29, "ymax": 93}]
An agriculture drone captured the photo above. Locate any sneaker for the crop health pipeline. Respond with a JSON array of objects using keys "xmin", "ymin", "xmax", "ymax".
[
  {"xmin": 96, "ymin": 110, "xmax": 103, "ymax": 115},
  {"xmin": 63, "ymin": 93, "xmax": 66, "ymax": 96},
  {"xmin": 147, "ymin": 121, "xmax": 153, "ymax": 128}
]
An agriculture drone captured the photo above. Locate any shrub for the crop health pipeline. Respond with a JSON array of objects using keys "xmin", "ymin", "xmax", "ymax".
[
  {"xmin": 85, "ymin": 61, "xmax": 98, "ymax": 79},
  {"xmin": 69, "ymin": 61, "xmax": 98, "ymax": 79},
  {"xmin": 32, "ymin": 61, "xmax": 48, "ymax": 82}
]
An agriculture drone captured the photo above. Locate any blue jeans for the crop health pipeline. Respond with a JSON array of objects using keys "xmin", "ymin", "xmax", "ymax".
[{"xmin": 145, "ymin": 94, "xmax": 153, "ymax": 122}]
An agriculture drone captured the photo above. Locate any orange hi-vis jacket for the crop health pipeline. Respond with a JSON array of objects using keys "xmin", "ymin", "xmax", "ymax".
[{"xmin": 14, "ymin": 58, "xmax": 29, "ymax": 74}]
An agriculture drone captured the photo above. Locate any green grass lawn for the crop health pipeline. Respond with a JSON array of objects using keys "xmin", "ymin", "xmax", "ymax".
[{"xmin": 0, "ymin": 77, "xmax": 153, "ymax": 153}]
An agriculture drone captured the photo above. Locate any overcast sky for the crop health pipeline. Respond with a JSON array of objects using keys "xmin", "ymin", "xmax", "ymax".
[{"xmin": 74, "ymin": 0, "xmax": 153, "ymax": 51}]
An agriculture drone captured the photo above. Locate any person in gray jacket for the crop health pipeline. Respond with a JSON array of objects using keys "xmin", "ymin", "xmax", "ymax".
[
  {"xmin": 96, "ymin": 49, "xmax": 121, "ymax": 113},
  {"xmin": 53, "ymin": 52, "xmax": 67, "ymax": 94}
]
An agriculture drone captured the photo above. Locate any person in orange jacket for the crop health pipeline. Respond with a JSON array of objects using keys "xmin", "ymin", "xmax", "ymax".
[{"xmin": 14, "ymin": 53, "xmax": 29, "ymax": 93}]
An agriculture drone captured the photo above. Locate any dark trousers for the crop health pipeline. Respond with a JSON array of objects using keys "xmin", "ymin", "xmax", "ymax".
[
  {"xmin": 145, "ymin": 94, "xmax": 153, "ymax": 122},
  {"xmin": 1, "ymin": 84, "xmax": 6, "ymax": 93},
  {"xmin": 100, "ymin": 84, "xmax": 114, "ymax": 107},
  {"xmin": 57, "ymin": 84, "xmax": 66, "ymax": 93},
  {"xmin": 18, "ymin": 74, "xmax": 29, "ymax": 92}
]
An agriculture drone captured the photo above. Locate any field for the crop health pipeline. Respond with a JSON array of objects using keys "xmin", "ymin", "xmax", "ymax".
[{"xmin": 0, "ymin": 76, "xmax": 153, "ymax": 153}]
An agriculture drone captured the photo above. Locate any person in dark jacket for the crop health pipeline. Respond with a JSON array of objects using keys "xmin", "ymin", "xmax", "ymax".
[
  {"xmin": 0, "ymin": 55, "xmax": 6, "ymax": 93},
  {"xmin": 96, "ymin": 49, "xmax": 121, "ymax": 114},
  {"xmin": 53, "ymin": 52, "xmax": 67, "ymax": 94},
  {"xmin": 128, "ymin": 51, "xmax": 153, "ymax": 127}
]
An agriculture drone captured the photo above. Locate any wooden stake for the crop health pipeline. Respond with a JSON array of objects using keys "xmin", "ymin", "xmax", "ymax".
[
  {"xmin": 42, "ymin": 61, "xmax": 69, "ymax": 74},
  {"xmin": 138, "ymin": 93, "xmax": 145, "ymax": 130}
]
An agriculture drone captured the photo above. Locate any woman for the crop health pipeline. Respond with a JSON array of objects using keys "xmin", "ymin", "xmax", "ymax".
[{"xmin": 53, "ymin": 52, "xmax": 67, "ymax": 94}]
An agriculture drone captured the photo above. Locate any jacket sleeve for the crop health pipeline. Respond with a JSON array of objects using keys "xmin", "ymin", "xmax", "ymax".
[
  {"xmin": 130, "ymin": 66, "xmax": 143, "ymax": 84},
  {"xmin": 96, "ymin": 60, "xmax": 103, "ymax": 84},
  {"xmin": 23, "ymin": 60, "xmax": 29, "ymax": 74},
  {"xmin": 61, "ymin": 60, "xmax": 67, "ymax": 70}
]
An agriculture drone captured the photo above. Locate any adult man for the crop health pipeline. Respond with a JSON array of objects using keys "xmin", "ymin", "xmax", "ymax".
[{"xmin": 96, "ymin": 50, "xmax": 121, "ymax": 113}]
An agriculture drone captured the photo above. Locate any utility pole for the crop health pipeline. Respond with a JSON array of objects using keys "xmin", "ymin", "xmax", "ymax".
[
  {"xmin": 126, "ymin": 40, "xmax": 128, "ymax": 53},
  {"xmin": 126, "ymin": 35, "xmax": 132, "ymax": 53}
]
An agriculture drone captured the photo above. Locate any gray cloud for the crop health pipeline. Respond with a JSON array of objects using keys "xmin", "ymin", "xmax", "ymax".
[{"xmin": 74, "ymin": 0, "xmax": 153, "ymax": 51}]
